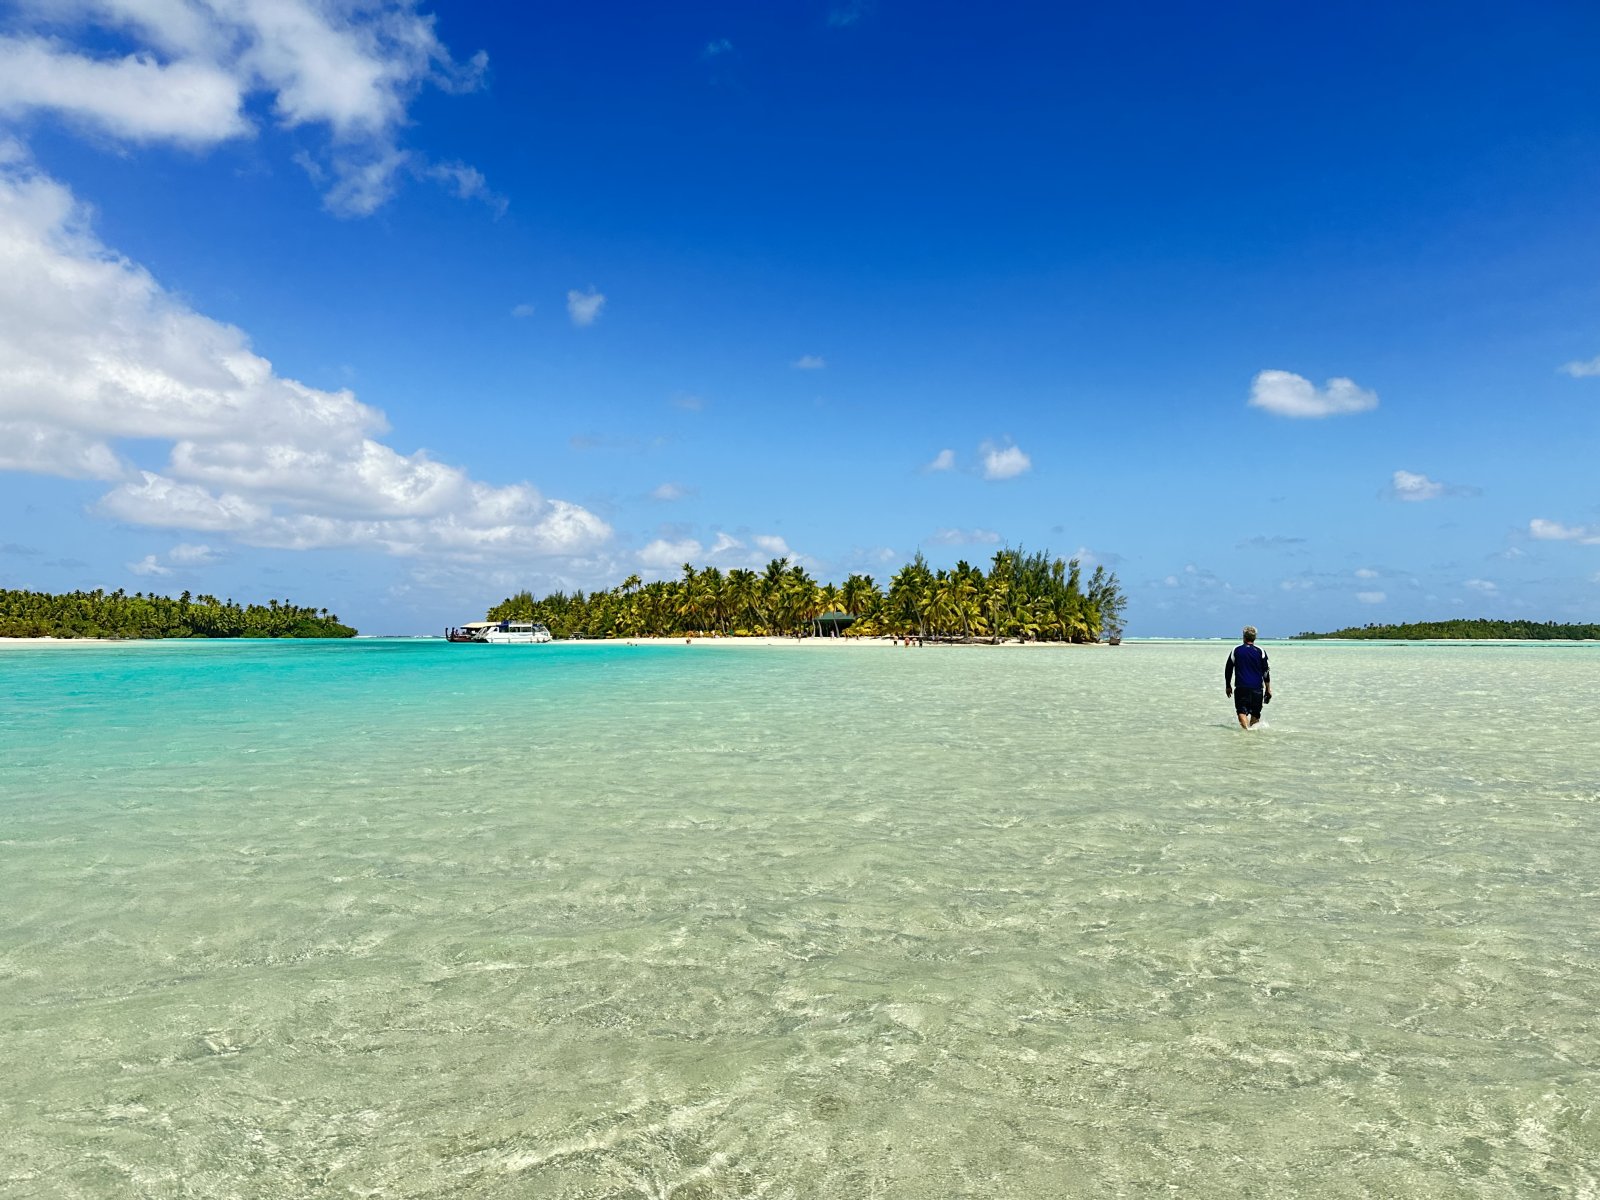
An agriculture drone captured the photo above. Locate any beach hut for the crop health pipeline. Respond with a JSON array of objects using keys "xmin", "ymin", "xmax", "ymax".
[{"xmin": 812, "ymin": 611, "xmax": 856, "ymax": 638}]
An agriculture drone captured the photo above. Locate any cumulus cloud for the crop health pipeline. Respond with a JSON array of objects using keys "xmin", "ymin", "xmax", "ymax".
[
  {"xmin": 1356, "ymin": 591, "xmax": 1386, "ymax": 604},
  {"xmin": 702, "ymin": 39, "xmax": 734, "ymax": 58},
  {"xmin": 1355, "ymin": 567, "xmax": 1379, "ymax": 579},
  {"xmin": 927, "ymin": 528, "xmax": 1001, "ymax": 546},
  {"xmin": 0, "ymin": 37, "xmax": 249, "ymax": 145},
  {"xmin": 127, "ymin": 554, "xmax": 169, "ymax": 576},
  {"xmin": 1388, "ymin": 469, "xmax": 1477, "ymax": 501},
  {"xmin": 1464, "ymin": 578, "xmax": 1497, "ymax": 593},
  {"xmin": 924, "ymin": 448, "xmax": 955, "ymax": 472},
  {"xmin": 510, "ymin": 303, "xmax": 535, "ymax": 318},
  {"xmin": 635, "ymin": 530, "xmax": 807, "ymax": 574},
  {"xmin": 1390, "ymin": 470, "xmax": 1444, "ymax": 502},
  {"xmin": 1560, "ymin": 355, "xmax": 1600, "ymax": 378},
  {"xmin": 0, "ymin": 155, "xmax": 609, "ymax": 564},
  {"xmin": 1530, "ymin": 518, "xmax": 1600, "ymax": 544},
  {"xmin": 650, "ymin": 482, "xmax": 689, "ymax": 502},
  {"xmin": 792, "ymin": 354, "xmax": 825, "ymax": 370},
  {"xmin": 0, "ymin": 2, "xmax": 491, "ymax": 216},
  {"xmin": 1249, "ymin": 370, "xmax": 1378, "ymax": 419},
  {"xmin": 0, "ymin": 420, "xmax": 126, "ymax": 479},
  {"xmin": 126, "ymin": 541, "xmax": 219, "ymax": 576},
  {"xmin": 567, "ymin": 287, "xmax": 605, "ymax": 327},
  {"xmin": 638, "ymin": 537, "xmax": 702, "ymax": 569},
  {"xmin": 168, "ymin": 542, "xmax": 219, "ymax": 565},
  {"xmin": 980, "ymin": 440, "xmax": 1031, "ymax": 480}
]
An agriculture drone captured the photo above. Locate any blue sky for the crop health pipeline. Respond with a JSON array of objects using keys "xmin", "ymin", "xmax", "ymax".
[{"xmin": 1, "ymin": 1, "xmax": 1598, "ymax": 636}]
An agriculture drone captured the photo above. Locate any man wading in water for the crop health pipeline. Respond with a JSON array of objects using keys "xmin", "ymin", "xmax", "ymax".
[{"xmin": 1224, "ymin": 625, "xmax": 1272, "ymax": 730}]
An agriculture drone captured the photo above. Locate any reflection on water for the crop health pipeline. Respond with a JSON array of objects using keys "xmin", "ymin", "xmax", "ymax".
[{"xmin": 2, "ymin": 639, "xmax": 1597, "ymax": 1197}]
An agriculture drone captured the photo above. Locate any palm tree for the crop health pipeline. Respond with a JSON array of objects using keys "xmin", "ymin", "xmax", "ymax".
[{"xmin": 841, "ymin": 573, "xmax": 879, "ymax": 620}]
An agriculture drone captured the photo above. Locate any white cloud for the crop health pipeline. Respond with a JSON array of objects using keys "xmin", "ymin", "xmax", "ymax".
[
  {"xmin": 423, "ymin": 161, "xmax": 506, "ymax": 215},
  {"xmin": 672, "ymin": 392, "xmax": 706, "ymax": 412},
  {"xmin": 567, "ymin": 287, "xmax": 605, "ymax": 327},
  {"xmin": 1560, "ymin": 355, "xmax": 1600, "ymax": 378},
  {"xmin": 1355, "ymin": 567, "xmax": 1379, "ymax": 579},
  {"xmin": 924, "ymin": 448, "xmax": 955, "ymax": 472},
  {"xmin": 792, "ymin": 354, "xmax": 825, "ymax": 370},
  {"xmin": 168, "ymin": 542, "xmax": 218, "ymax": 565},
  {"xmin": 753, "ymin": 534, "xmax": 792, "ymax": 557},
  {"xmin": 1464, "ymin": 578, "xmax": 1497, "ymax": 593},
  {"xmin": 1388, "ymin": 469, "xmax": 1477, "ymax": 502},
  {"xmin": 510, "ymin": 303, "xmax": 535, "ymax": 318},
  {"xmin": 650, "ymin": 482, "xmax": 688, "ymax": 502},
  {"xmin": 0, "ymin": 421, "xmax": 126, "ymax": 479},
  {"xmin": 1249, "ymin": 370, "xmax": 1378, "ymax": 419},
  {"xmin": 638, "ymin": 537, "xmax": 702, "ymax": 569},
  {"xmin": 928, "ymin": 528, "xmax": 1001, "ymax": 546},
  {"xmin": 1280, "ymin": 578, "xmax": 1314, "ymax": 591},
  {"xmin": 0, "ymin": 155, "xmax": 610, "ymax": 564},
  {"xmin": 1530, "ymin": 518, "xmax": 1600, "ymax": 544},
  {"xmin": 0, "ymin": 3, "xmax": 490, "ymax": 215},
  {"xmin": 127, "ymin": 540, "xmax": 220, "ymax": 576},
  {"xmin": 127, "ymin": 553, "xmax": 172, "ymax": 576},
  {"xmin": 637, "ymin": 530, "xmax": 809, "ymax": 572},
  {"xmin": 1356, "ymin": 591, "xmax": 1386, "ymax": 604},
  {"xmin": 980, "ymin": 440, "xmax": 1031, "ymax": 480},
  {"xmin": 1390, "ymin": 470, "xmax": 1443, "ymax": 502},
  {"xmin": 702, "ymin": 39, "xmax": 734, "ymax": 58},
  {"xmin": 0, "ymin": 37, "xmax": 248, "ymax": 145}
]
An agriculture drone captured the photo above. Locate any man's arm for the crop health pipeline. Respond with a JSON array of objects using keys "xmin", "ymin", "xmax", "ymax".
[
  {"xmin": 1261, "ymin": 650, "xmax": 1271, "ymax": 695},
  {"xmin": 1224, "ymin": 649, "xmax": 1235, "ymax": 695}
]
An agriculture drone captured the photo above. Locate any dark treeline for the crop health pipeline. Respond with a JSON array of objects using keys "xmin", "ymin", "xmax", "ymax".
[
  {"xmin": 1294, "ymin": 619, "xmax": 1600, "ymax": 641},
  {"xmin": 488, "ymin": 548, "xmax": 1126, "ymax": 642},
  {"xmin": 0, "ymin": 588, "xmax": 357, "ymax": 639}
]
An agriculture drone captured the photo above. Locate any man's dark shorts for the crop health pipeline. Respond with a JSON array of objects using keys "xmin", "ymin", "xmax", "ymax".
[{"xmin": 1234, "ymin": 687, "xmax": 1263, "ymax": 719}]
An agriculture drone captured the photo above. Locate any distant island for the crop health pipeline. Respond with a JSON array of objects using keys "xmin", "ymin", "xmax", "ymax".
[
  {"xmin": 0, "ymin": 588, "xmax": 356, "ymax": 639},
  {"xmin": 1294, "ymin": 619, "xmax": 1600, "ymax": 641},
  {"xmin": 488, "ymin": 549, "xmax": 1126, "ymax": 643}
]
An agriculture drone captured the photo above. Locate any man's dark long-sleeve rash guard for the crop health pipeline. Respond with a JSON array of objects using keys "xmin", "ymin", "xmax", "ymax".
[{"xmin": 1225, "ymin": 644, "xmax": 1270, "ymax": 691}]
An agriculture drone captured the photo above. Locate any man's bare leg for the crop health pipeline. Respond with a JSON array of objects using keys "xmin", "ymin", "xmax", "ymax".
[{"xmin": 1238, "ymin": 712, "xmax": 1252, "ymax": 730}]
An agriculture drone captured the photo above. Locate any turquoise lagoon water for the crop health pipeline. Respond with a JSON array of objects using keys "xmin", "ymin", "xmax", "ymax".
[{"xmin": 1, "ymin": 637, "xmax": 1597, "ymax": 1198}]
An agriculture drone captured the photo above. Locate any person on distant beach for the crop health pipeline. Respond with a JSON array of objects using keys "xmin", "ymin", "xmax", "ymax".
[{"xmin": 1224, "ymin": 625, "xmax": 1272, "ymax": 730}]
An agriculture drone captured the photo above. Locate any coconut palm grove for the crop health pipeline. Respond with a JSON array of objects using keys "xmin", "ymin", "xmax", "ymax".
[
  {"xmin": 0, "ymin": 589, "xmax": 356, "ymax": 639},
  {"xmin": 486, "ymin": 549, "xmax": 1127, "ymax": 643}
]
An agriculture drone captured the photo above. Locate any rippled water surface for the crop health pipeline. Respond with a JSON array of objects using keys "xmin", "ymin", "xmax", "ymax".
[{"xmin": 2, "ymin": 638, "xmax": 1597, "ymax": 1198}]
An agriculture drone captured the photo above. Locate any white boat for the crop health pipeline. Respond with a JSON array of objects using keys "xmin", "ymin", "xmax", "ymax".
[
  {"xmin": 448, "ymin": 620, "xmax": 553, "ymax": 644},
  {"xmin": 482, "ymin": 620, "xmax": 553, "ymax": 644}
]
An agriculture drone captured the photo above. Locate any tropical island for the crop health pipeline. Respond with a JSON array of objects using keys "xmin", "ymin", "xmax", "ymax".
[
  {"xmin": 0, "ymin": 588, "xmax": 357, "ymax": 639},
  {"xmin": 1294, "ymin": 619, "xmax": 1600, "ymax": 640},
  {"xmin": 488, "ymin": 549, "xmax": 1126, "ymax": 643}
]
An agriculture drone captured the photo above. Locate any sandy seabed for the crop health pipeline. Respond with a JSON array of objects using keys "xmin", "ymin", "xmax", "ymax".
[{"xmin": 613, "ymin": 634, "xmax": 1106, "ymax": 649}]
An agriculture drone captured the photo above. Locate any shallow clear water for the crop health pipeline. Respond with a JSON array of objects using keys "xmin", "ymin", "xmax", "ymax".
[{"xmin": 2, "ymin": 638, "xmax": 1597, "ymax": 1198}]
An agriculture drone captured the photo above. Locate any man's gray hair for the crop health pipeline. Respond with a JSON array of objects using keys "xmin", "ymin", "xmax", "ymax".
[{"xmin": 1242, "ymin": 625, "xmax": 1257, "ymax": 641}]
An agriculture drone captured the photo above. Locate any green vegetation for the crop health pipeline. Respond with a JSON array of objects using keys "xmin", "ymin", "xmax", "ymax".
[
  {"xmin": 1294, "ymin": 619, "xmax": 1600, "ymax": 641},
  {"xmin": 489, "ymin": 548, "xmax": 1126, "ymax": 642},
  {"xmin": 0, "ymin": 588, "xmax": 356, "ymax": 639}
]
